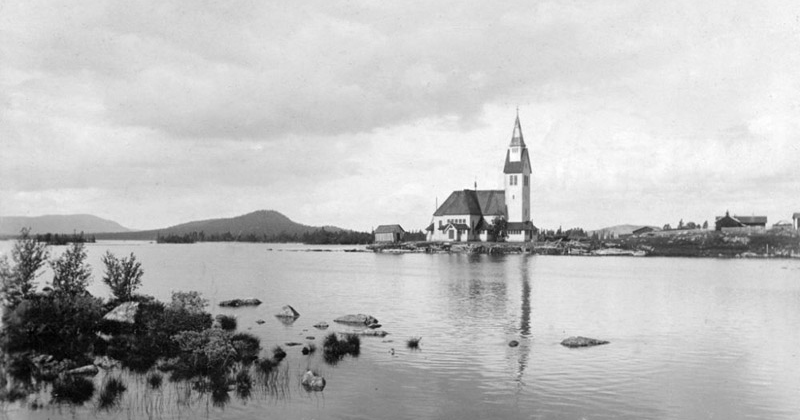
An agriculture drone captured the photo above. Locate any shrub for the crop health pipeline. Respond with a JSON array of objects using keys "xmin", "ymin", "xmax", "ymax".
[
  {"xmin": 271, "ymin": 346, "xmax": 287, "ymax": 361},
  {"xmin": 51, "ymin": 376, "xmax": 95, "ymax": 405},
  {"xmin": 98, "ymin": 377, "xmax": 127, "ymax": 409},
  {"xmin": 406, "ymin": 337, "xmax": 422, "ymax": 349},
  {"xmin": 256, "ymin": 357, "xmax": 278, "ymax": 375},
  {"xmin": 235, "ymin": 370, "xmax": 252, "ymax": 399},
  {"xmin": 102, "ymin": 252, "xmax": 143, "ymax": 302},
  {"xmin": 168, "ymin": 291, "xmax": 207, "ymax": 313},
  {"xmin": 323, "ymin": 333, "xmax": 360, "ymax": 364},
  {"xmin": 172, "ymin": 329, "xmax": 237, "ymax": 377},
  {"xmin": 147, "ymin": 372, "xmax": 163, "ymax": 389},
  {"xmin": 216, "ymin": 314, "xmax": 237, "ymax": 331},
  {"xmin": 230, "ymin": 333, "xmax": 260, "ymax": 364},
  {"xmin": 50, "ymin": 242, "xmax": 92, "ymax": 297}
]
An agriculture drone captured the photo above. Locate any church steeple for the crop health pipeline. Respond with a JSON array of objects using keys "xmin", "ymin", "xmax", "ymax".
[{"xmin": 510, "ymin": 108, "xmax": 526, "ymax": 148}]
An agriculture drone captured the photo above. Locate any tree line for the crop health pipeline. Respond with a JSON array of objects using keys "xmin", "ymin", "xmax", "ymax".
[{"xmin": 156, "ymin": 228, "xmax": 373, "ymax": 245}]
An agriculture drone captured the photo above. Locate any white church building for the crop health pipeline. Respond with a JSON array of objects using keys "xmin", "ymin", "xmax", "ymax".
[{"xmin": 426, "ymin": 114, "xmax": 536, "ymax": 242}]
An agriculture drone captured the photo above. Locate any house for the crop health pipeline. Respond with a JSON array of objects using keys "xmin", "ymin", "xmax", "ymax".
[
  {"xmin": 794, "ymin": 213, "xmax": 800, "ymax": 230},
  {"xmin": 632, "ymin": 226, "xmax": 659, "ymax": 235},
  {"xmin": 773, "ymin": 220, "xmax": 794, "ymax": 231},
  {"xmin": 426, "ymin": 113, "xmax": 536, "ymax": 242},
  {"xmin": 374, "ymin": 225, "xmax": 405, "ymax": 243},
  {"xmin": 715, "ymin": 211, "xmax": 767, "ymax": 231}
]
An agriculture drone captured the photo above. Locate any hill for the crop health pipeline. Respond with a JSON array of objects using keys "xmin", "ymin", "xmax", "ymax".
[
  {"xmin": 94, "ymin": 210, "xmax": 342, "ymax": 241},
  {"xmin": 0, "ymin": 214, "xmax": 132, "ymax": 236}
]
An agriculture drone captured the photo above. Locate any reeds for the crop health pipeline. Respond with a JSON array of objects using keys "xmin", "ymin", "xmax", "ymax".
[
  {"xmin": 322, "ymin": 333, "xmax": 360, "ymax": 364},
  {"xmin": 98, "ymin": 376, "xmax": 127, "ymax": 409},
  {"xmin": 406, "ymin": 337, "xmax": 422, "ymax": 349}
]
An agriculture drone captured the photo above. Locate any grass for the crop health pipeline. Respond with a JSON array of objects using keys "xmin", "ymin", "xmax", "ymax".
[
  {"xmin": 235, "ymin": 370, "xmax": 252, "ymax": 399},
  {"xmin": 406, "ymin": 337, "xmax": 422, "ymax": 349},
  {"xmin": 98, "ymin": 377, "xmax": 127, "ymax": 409},
  {"xmin": 216, "ymin": 314, "xmax": 237, "ymax": 331},
  {"xmin": 323, "ymin": 333, "xmax": 360, "ymax": 364},
  {"xmin": 51, "ymin": 376, "xmax": 95, "ymax": 405},
  {"xmin": 272, "ymin": 346, "xmax": 287, "ymax": 361},
  {"xmin": 147, "ymin": 372, "xmax": 163, "ymax": 389},
  {"xmin": 256, "ymin": 357, "xmax": 278, "ymax": 375}
]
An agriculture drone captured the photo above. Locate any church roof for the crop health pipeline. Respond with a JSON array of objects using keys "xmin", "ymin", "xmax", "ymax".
[
  {"xmin": 433, "ymin": 189, "xmax": 506, "ymax": 217},
  {"xmin": 507, "ymin": 221, "xmax": 537, "ymax": 231},
  {"xmin": 510, "ymin": 114, "xmax": 526, "ymax": 148},
  {"xmin": 503, "ymin": 148, "xmax": 531, "ymax": 174}
]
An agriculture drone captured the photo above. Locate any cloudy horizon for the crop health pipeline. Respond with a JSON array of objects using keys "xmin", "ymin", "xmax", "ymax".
[{"xmin": 2, "ymin": 1, "xmax": 799, "ymax": 232}]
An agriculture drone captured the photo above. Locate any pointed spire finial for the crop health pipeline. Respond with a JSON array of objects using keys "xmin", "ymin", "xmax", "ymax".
[{"xmin": 510, "ymin": 110, "xmax": 525, "ymax": 147}]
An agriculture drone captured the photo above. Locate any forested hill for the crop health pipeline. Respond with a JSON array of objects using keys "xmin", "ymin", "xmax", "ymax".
[
  {"xmin": 92, "ymin": 210, "xmax": 367, "ymax": 243},
  {"xmin": 0, "ymin": 214, "xmax": 131, "ymax": 235}
]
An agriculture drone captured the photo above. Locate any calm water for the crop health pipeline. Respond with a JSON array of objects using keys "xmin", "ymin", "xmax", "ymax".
[{"xmin": 3, "ymin": 241, "xmax": 800, "ymax": 419}]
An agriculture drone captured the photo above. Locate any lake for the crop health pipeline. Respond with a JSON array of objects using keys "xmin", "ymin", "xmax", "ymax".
[{"xmin": 3, "ymin": 241, "xmax": 800, "ymax": 419}]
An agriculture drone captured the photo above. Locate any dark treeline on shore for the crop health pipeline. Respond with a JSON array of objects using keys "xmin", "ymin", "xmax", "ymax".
[
  {"xmin": 35, "ymin": 231, "xmax": 96, "ymax": 245},
  {"xmin": 156, "ymin": 228, "xmax": 373, "ymax": 245}
]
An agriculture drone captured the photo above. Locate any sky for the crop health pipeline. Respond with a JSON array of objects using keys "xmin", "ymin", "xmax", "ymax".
[{"xmin": 2, "ymin": 0, "xmax": 799, "ymax": 232}]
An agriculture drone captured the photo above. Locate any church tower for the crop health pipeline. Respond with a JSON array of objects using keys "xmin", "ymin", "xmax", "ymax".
[{"xmin": 503, "ymin": 113, "xmax": 531, "ymax": 223}]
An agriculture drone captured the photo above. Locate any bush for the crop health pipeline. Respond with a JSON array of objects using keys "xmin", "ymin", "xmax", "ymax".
[
  {"xmin": 406, "ymin": 337, "xmax": 422, "ymax": 349},
  {"xmin": 2, "ymin": 294, "xmax": 105, "ymax": 362},
  {"xmin": 102, "ymin": 252, "xmax": 143, "ymax": 302},
  {"xmin": 216, "ymin": 314, "xmax": 237, "ymax": 331},
  {"xmin": 272, "ymin": 346, "xmax": 286, "ymax": 361},
  {"xmin": 230, "ymin": 333, "xmax": 260, "ymax": 364},
  {"xmin": 235, "ymin": 370, "xmax": 252, "ymax": 399},
  {"xmin": 51, "ymin": 376, "xmax": 95, "ymax": 405},
  {"xmin": 168, "ymin": 291, "xmax": 207, "ymax": 313},
  {"xmin": 98, "ymin": 377, "xmax": 127, "ymax": 409},
  {"xmin": 256, "ymin": 357, "xmax": 278, "ymax": 375},
  {"xmin": 323, "ymin": 333, "xmax": 360, "ymax": 364},
  {"xmin": 172, "ymin": 329, "xmax": 237, "ymax": 377},
  {"xmin": 147, "ymin": 372, "xmax": 163, "ymax": 389}
]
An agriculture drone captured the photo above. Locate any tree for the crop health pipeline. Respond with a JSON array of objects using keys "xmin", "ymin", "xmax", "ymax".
[
  {"xmin": 1, "ymin": 228, "xmax": 50, "ymax": 307},
  {"xmin": 490, "ymin": 217, "xmax": 508, "ymax": 242},
  {"xmin": 102, "ymin": 251, "xmax": 144, "ymax": 302},
  {"xmin": 51, "ymin": 242, "xmax": 92, "ymax": 297},
  {"xmin": 702, "ymin": 220, "xmax": 708, "ymax": 229},
  {"xmin": 677, "ymin": 219, "xmax": 684, "ymax": 230},
  {"xmin": 663, "ymin": 224, "xmax": 672, "ymax": 231}
]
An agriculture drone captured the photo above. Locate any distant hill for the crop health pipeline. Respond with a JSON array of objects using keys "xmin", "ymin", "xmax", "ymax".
[
  {"xmin": 94, "ymin": 210, "xmax": 340, "ymax": 241},
  {"xmin": 589, "ymin": 224, "xmax": 655, "ymax": 238},
  {"xmin": 0, "ymin": 214, "xmax": 132, "ymax": 236}
]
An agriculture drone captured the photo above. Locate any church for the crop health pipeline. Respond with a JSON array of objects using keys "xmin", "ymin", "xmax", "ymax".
[{"xmin": 426, "ymin": 114, "xmax": 536, "ymax": 242}]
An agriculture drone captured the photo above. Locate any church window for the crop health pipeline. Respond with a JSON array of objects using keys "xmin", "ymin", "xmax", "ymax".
[
  {"xmin": 524, "ymin": 175, "xmax": 529, "ymax": 186},
  {"xmin": 449, "ymin": 230, "xmax": 454, "ymax": 239}
]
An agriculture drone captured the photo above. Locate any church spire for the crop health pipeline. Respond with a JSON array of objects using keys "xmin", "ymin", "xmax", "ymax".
[{"xmin": 510, "ymin": 109, "xmax": 526, "ymax": 148}]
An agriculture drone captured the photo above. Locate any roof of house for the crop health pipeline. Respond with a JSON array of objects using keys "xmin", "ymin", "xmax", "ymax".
[
  {"xmin": 503, "ymin": 148, "xmax": 531, "ymax": 174},
  {"xmin": 433, "ymin": 189, "xmax": 506, "ymax": 217},
  {"xmin": 375, "ymin": 224, "xmax": 405, "ymax": 234},
  {"xmin": 425, "ymin": 223, "xmax": 434, "ymax": 232},
  {"xmin": 734, "ymin": 215, "xmax": 767, "ymax": 225},
  {"xmin": 507, "ymin": 221, "xmax": 537, "ymax": 231},
  {"xmin": 774, "ymin": 220, "xmax": 793, "ymax": 226}
]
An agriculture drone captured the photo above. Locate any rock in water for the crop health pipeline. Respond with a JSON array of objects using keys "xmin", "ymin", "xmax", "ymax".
[
  {"xmin": 334, "ymin": 314, "xmax": 379, "ymax": 326},
  {"xmin": 313, "ymin": 321, "xmax": 329, "ymax": 329},
  {"xmin": 103, "ymin": 302, "xmax": 139, "ymax": 324},
  {"xmin": 508, "ymin": 340, "xmax": 519, "ymax": 347},
  {"xmin": 301, "ymin": 370, "xmax": 326, "ymax": 391},
  {"xmin": 275, "ymin": 305, "xmax": 300, "ymax": 318},
  {"xmin": 67, "ymin": 365, "xmax": 99, "ymax": 376},
  {"xmin": 560, "ymin": 336, "xmax": 609, "ymax": 348},
  {"xmin": 356, "ymin": 329, "xmax": 389, "ymax": 337},
  {"xmin": 219, "ymin": 298, "xmax": 262, "ymax": 307}
]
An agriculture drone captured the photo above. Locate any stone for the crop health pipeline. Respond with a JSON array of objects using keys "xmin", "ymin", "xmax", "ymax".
[
  {"xmin": 285, "ymin": 342, "xmax": 303, "ymax": 346},
  {"xmin": 218, "ymin": 298, "xmax": 262, "ymax": 307},
  {"xmin": 334, "ymin": 314, "xmax": 379, "ymax": 326},
  {"xmin": 355, "ymin": 329, "xmax": 388, "ymax": 337},
  {"xmin": 305, "ymin": 336, "xmax": 315, "ymax": 340},
  {"xmin": 313, "ymin": 322, "xmax": 329, "ymax": 329},
  {"xmin": 508, "ymin": 340, "xmax": 519, "ymax": 347},
  {"xmin": 275, "ymin": 305, "xmax": 300, "ymax": 318},
  {"xmin": 103, "ymin": 302, "xmax": 139, "ymax": 324},
  {"xmin": 367, "ymin": 324, "xmax": 382, "ymax": 329},
  {"xmin": 93, "ymin": 356, "xmax": 120, "ymax": 370},
  {"xmin": 67, "ymin": 365, "xmax": 99, "ymax": 376},
  {"xmin": 560, "ymin": 336, "xmax": 609, "ymax": 348},
  {"xmin": 255, "ymin": 319, "xmax": 266, "ymax": 324},
  {"xmin": 301, "ymin": 370, "xmax": 326, "ymax": 391}
]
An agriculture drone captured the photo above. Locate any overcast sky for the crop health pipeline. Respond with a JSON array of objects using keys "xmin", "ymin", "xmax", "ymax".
[{"xmin": 2, "ymin": 1, "xmax": 799, "ymax": 232}]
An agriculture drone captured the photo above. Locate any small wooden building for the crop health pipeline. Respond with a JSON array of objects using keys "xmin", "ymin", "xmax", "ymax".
[
  {"xmin": 793, "ymin": 213, "xmax": 800, "ymax": 230},
  {"xmin": 374, "ymin": 225, "xmax": 405, "ymax": 243}
]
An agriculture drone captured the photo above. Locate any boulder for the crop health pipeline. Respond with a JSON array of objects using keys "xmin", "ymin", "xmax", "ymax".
[
  {"xmin": 93, "ymin": 356, "xmax": 120, "ymax": 370},
  {"xmin": 67, "ymin": 365, "xmax": 99, "ymax": 376},
  {"xmin": 255, "ymin": 319, "xmax": 266, "ymax": 324},
  {"xmin": 313, "ymin": 321, "xmax": 329, "ymax": 329},
  {"xmin": 560, "ymin": 336, "xmax": 609, "ymax": 348},
  {"xmin": 508, "ymin": 340, "xmax": 519, "ymax": 347},
  {"xmin": 103, "ymin": 302, "xmax": 140, "ymax": 324},
  {"xmin": 218, "ymin": 298, "xmax": 262, "ymax": 307},
  {"xmin": 275, "ymin": 305, "xmax": 300, "ymax": 318},
  {"xmin": 285, "ymin": 342, "xmax": 303, "ymax": 346},
  {"xmin": 334, "ymin": 314, "xmax": 379, "ymax": 326},
  {"xmin": 355, "ymin": 329, "xmax": 388, "ymax": 337},
  {"xmin": 301, "ymin": 370, "xmax": 326, "ymax": 391}
]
